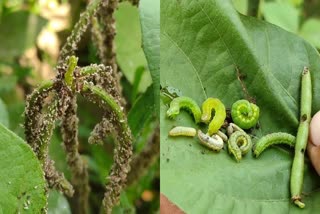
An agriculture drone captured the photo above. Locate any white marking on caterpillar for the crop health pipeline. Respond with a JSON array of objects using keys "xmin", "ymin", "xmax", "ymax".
[{"xmin": 197, "ymin": 130, "xmax": 224, "ymax": 151}]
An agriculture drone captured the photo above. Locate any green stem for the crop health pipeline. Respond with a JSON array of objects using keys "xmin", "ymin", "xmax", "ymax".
[
  {"xmin": 290, "ymin": 67, "xmax": 312, "ymax": 208},
  {"xmin": 58, "ymin": 0, "xmax": 102, "ymax": 66}
]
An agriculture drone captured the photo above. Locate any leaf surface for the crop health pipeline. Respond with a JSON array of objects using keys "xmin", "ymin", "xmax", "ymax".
[
  {"xmin": 160, "ymin": 0, "xmax": 320, "ymax": 213},
  {"xmin": 139, "ymin": 0, "xmax": 160, "ymax": 115},
  {"xmin": 0, "ymin": 123, "xmax": 46, "ymax": 213}
]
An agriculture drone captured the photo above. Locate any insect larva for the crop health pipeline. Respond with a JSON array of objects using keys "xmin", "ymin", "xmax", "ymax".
[
  {"xmin": 227, "ymin": 122, "xmax": 245, "ymax": 136},
  {"xmin": 169, "ymin": 126, "xmax": 197, "ymax": 137},
  {"xmin": 253, "ymin": 132, "xmax": 296, "ymax": 158},
  {"xmin": 291, "ymin": 67, "xmax": 312, "ymax": 208},
  {"xmin": 217, "ymin": 130, "xmax": 228, "ymax": 142},
  {"xmin": 197, "ymin": 130, "xmax": 224, "ymax": 151},
  {"xmin": 231, "ymin": 99, "xmax": 260, "ymax": 129},
  {"xmin": 201, "ymin": 98, "xmax": 226, "ymax": 135},
  {"xmin": 166, "ymin": 96, "xmax": 202, "ymax": 123},
  {"xmin": 227, "ymin": 131, "xmax": 252, "ymax": 162}
]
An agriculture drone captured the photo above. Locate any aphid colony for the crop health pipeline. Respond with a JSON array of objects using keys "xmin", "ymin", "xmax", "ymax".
[{"xmin": 165, "ymin": 67, "xmax": 312, "ymax": 209}]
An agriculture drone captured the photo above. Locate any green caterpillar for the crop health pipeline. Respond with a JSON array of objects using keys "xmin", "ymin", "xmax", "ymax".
[
  {"xmin": 227, "ymin": 131, "xmax": 252, "ymax": 162},
  {"xmin": 231, "ymin": 99, "xmax": 259, "ymax": 129},
  {"xmin": 201, "ymin": 98, "xmax": 226, "ymax": 135},
  {"xmin": 166, "ymin": 96, "xmax": 201, "ymax": 123},
  {"xmin": 253, "ymin": 132, "xmax": 296, "ymax": 158},
  {"xmin": 169, "ymin": 126, "xmax": 197, "ymax": 137}
]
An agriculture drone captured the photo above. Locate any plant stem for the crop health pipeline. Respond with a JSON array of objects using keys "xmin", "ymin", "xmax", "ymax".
[
  {"xmin": 95, "ymin": 0, "xmax": 126, "ymax": 107},
  {"xmin": 126, "ymin": 126, "xmax": 160, "ymax": 186},
  {"xmin": 290, "ymin": 67, "xmax": 312, "ymax": 208},
  {"xmin": 25, "ymin": 86, "xmax": 74, "ymax": 196},
  {"xmin": 82, "ymin": 83, "xmax": 132, "ymax": 213},
  {"xmin": 61, "ymin": 95, "xmax": 90, "ymax": 214},
  {"xmin": 58, "ymin": 0, "xmax": 102, "ymax": 67}
]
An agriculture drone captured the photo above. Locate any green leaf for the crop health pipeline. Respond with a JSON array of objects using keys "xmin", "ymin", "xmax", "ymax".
[
  {"xmin": 0, "ymin": 98, "xmax": 9, "ymax": 127},
  {"xmin": 48, "ymin": 190, "xmax": 71, "ymax": 214},
  {"xmin": 0, "ymin": 123, "xmax": 46, "ymax": 213},
  {"xmin": 0, "ymin": 11, "xmax": 47, "ymax": 62},
  {"xmin": 300, "ymin": 18, "xmax": 320, "ymax": 49},
  {"xmin": 128, "ymin": 84, "xmax": 154, "ymax": 138},
  {"xmin": 261, "ymin": 2, "xmax": 299, "ymax": 33},
  {"xmin": 115, "ymin": 2, "xmax": 152, "ymax": 92},
  {"xmin": 160, "ymin": 0, "xmax": 320, "ymax": 212},
  {"xmin": 232, "ymin": 0, "xmax": 248, "ymax": 15},
  {"xmin": 139, "ymin": 0, "xmax": 160, "ymax": 116}
]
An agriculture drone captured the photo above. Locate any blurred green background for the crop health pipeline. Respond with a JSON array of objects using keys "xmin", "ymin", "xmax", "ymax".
[
  {"xmin": 233, "ymin": 0, "xmax": 320, "ymax": 50},
  {"xmin": 0, "ymin": 0, "xmax": 158, "ymax": 213}
]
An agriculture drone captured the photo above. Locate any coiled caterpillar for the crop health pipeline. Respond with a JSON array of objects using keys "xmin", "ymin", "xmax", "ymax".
[
  {"xmin": 166, "ymin": 96, "xmax": 201, "ymax": 123},
  {"xmin": 227, "ymin": 123, "xmax": 245, "ymax": 136},
  {"xmin": 227, "ymin": 131, "xmax": 252, "ymax": 162},
  {"xmin": 169, "ymin": 126, "xmax": 197, "ymax": 137},
  {"xmin": 197, "ymin": 130, "xmax": 224, "ymax": 151},
  {"xmin": 231, "ymin": 99, "xmax": 260, "ymax": 129},
  {"xmin": 201, "ymin": 98, "xmax": 226, "ymax": 135},
  {"xmin": 253, "ymin": 132, "xmax": 296, "ymax": 158}
]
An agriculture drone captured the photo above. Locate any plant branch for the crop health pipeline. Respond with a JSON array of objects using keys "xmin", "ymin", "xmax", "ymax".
[
  {"xmin": 25, "ymin": 84, "xmax": 74, "ymax": 196},
  {"xmin": 57, "ymin": 0, "xmax": 102, "ymax": 67},
  {"xmin": 94, "ymin": 0, "xmax": 126, "ymax": 107},
  {"xmin": 61, "ymin": 95, "xmax": 90, "ymax": 214},
  {"xmin": 82, "ymin": 83, "xmax": 132, "ymax": 213}
]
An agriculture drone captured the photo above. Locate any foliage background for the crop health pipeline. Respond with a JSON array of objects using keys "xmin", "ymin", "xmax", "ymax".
[{"xmin": 0, "ymin": 0, "xmax": 159, "ymax": 213}]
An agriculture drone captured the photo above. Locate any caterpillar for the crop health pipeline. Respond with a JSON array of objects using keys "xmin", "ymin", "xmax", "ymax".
[
  {"xmin": 169, "ymin": 126, "xmax": 197, "ymax": 137},
  {"xmin": 227, "ymin": 122, "xmax": 245, "ymax": 136},
  {"xmin": 253, "ymin": 132, "xmax": 296, "ymax": 158},
  {"xmin": 166, "ymin": 96, "xmax": 202, "ymax": 123},
  {"xmin": 231, "ymin": 99, "xmax": 260, "ymax": 129},
  {"xmin": 227, "ymin": 131, "xmax": 252, "ymax": 162},
  {"xmin": 201, "ymin": 98, "xmax": 226, "ymax": 135},
  {"xmin": 197, "ymin": 130, "xmax": 224, "ymax": 151}
]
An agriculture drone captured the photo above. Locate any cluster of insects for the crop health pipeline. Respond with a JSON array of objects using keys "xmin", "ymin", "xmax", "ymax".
[
  {"xmin": 164, "ymin": 67, "xmax": 312, "ymax": 209},
  {"xmin": 166, "ymin": 97, "xmax": 260, "ymax": 162}
]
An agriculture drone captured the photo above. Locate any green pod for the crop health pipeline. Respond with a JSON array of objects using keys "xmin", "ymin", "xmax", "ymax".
[
  {"xmin": 231, "ymin": 99, "xmax": 260, "ymax": 129},
  {"xmin": 201, "ymin": 98, "xmax": 226, "ymax": 135},
  {"xmin": 166, "ymin": 96, "xmax": 201, "ymax": 123}
]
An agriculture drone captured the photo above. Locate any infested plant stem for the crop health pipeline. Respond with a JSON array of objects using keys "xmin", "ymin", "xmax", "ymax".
[
  {"xmin": 25, "ymin": 87, "xmax": 74, "ymax": 196},
  {"xmin": 95, "ymin": 0, "xmax": 125, "ymax": 106},
  {"xmin": 61, "ymin": 95, "xmax": 90, "ymax": 213},
  {"xmin": 82, "ymin": 83, "xmax": 132, "ymax": 213},
  {"xmin": 58, "ymin": 0, "xmax": 102, "ymax": 67}
]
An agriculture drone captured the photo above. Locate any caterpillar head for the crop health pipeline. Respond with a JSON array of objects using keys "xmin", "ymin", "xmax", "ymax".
[{"xmin": 166, "ymin": 106, "xmax": 179, "ymax": 119}]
